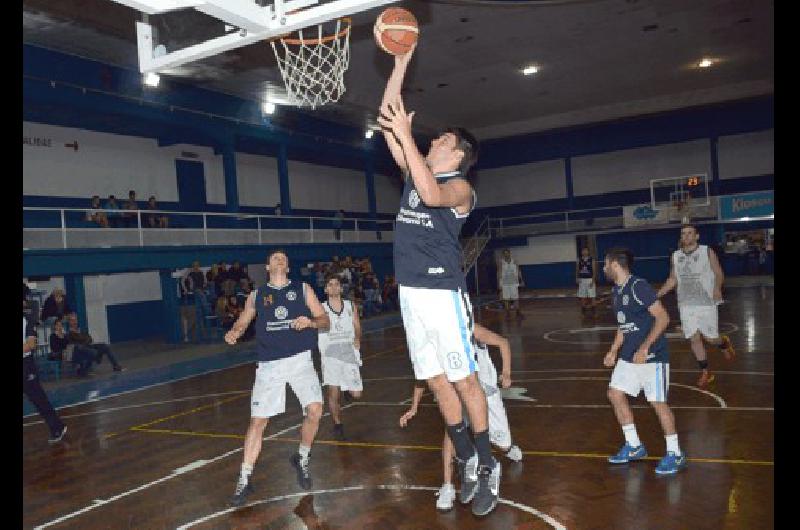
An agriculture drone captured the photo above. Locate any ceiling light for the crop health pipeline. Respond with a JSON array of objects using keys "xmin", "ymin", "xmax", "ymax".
[
  {"xmin": 365, "ymin": 129, "xmax": 374, "ymax": 139},
  {"xmin": 143, "ymin": 72, "xmax": 160, "ymax": 87},
  {"xmin": 698, "ymin": 58, "xmax": 714, "ymax": 68},
  {"xmin": 262, "ymin": 101, "xmax": 276, "ymax": 115},
  {"xmin": 522, "ymin": 65, "xmax": 539, "ymax": 76}
]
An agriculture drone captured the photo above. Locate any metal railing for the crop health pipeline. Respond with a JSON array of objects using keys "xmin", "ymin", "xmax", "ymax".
[
  {"xmin": 488, "ymin": 205, "xmax": 625, "ymax": 238},
  {"xmin": 22, "ymin": 207, "xmax": 394, "ymax": 250}
]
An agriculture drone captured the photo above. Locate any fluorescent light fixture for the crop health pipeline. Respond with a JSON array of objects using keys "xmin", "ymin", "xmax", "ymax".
[
  {"xmin": 144, "ymin": 72, "xmax": 160, "ymax": 87},
  {"xmin": 365, "ymin": 129, "xmax": 374, "ymax": 139},
  {"xmin": 262, "ymin": 101, "xmax": 276, "ymax": 115},
  {"xmin": 522, "ymin": 65, "xmax": 539, "ymax": 76},
  {"xmin": 740, "ymin": 217, "xmax": 751, "ymax": 221},
  {"xmin": 698, "ymin": 58, "xmax": 714, "ymax": 68}
]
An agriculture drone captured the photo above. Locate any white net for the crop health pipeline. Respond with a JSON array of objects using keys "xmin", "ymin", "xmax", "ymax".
[{"xmin": 270, "ymin": 18, "xmax": 351, "ymax": 109}]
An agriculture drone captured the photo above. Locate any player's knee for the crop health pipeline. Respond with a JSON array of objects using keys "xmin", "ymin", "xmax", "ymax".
[
  {"xmin": 607, "ymin": 387, "xmax": 624, "ymax": 403},
  {"xmin": 305, "ymin": 402, "xmax": 323, "ymax": 422},
  {"xmin": 249, "ymin": 417, "xmax": 269, "ymax": 432}
]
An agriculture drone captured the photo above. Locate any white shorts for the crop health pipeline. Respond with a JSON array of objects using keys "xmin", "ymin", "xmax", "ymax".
[
  {"xmin": 678, "ymin": 305, "xmax": 719, "ymax": 339},
  {"xmin": 399, "ymin": 284, "xmax": 477, "ymax": 383},
  {"xmin": 461, "ymin": 389, "xmax": 512, "ymax": 449},
  {"xmin": 501, "ymin": 284, "xmax": 519, "ymax": 301},
  {"xmin": 577, "ymin": 278, "xmax": 596, "ymax": 298},
  {"xmin": 251, "ymin": 350, "xmax": 323, "ymax": 418},
  {"xmin": 609, "ymin": 359, "xmax": 670, "ymax": 403},
  {"xmin": 321, "ymin": 356, "xmax": 363, "ymax": 392}
]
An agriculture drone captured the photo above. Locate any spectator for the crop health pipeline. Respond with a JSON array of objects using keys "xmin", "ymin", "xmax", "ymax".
[
  {"xmin": 66, "ymin": 312, "xmax": 124, "ymax": 372},
  {"xmin": 363, "ymin": 275, "xmax": 382, "ymax": 318},
  {"xmin": 382, "ymin": 274, "xmax": 399, "ymax": 311},
  {"xmin": 236, "ymin": 279, "xmax": 253, "ymax": 307},
  {"xmin": 104, "ymin": 195, "xmax": 122, "ymax": 227},
  {"xmin": 215, "ymin": 295, "xmax": 228, "ymax": 322},
  {"xmin": 222, "ymin": 295, "xmax": 242, "ymax": 330},
  {"xmin": 41, "ymin": 288, "xmax": 72, "ymax": 326},
  {"xmin": 218, "ymin": 261, "xmax": 237, "ymax": 296},
  {"xmin": 85, "ymin": 195, "xmax": 109, "ymax": 227},
  {"xmin": 48, "ymin": 319, "xmax": 93, "ymax": 377},
  {"xmin": 228, "ymin": 261, "xmax": 248, "ymax": 284},
  {"xmin": 333, "ymin": 209, "xmax": 345, "ymax": 241},
  {"xmin": 123, "ymin": 190, "xmax": 139, "ymax": 228},
  {"xmin": 23, "ymin": 281, "xmax": 30, "ymax": 300},
  {"xmin": 186, "ymin": 261, "xmax": 207, "ymax": 294},
  {"xmin": 146, "ymin": 196, "xmax": 169, "ymax": 228},
  {"xmin": 23, "ymin": 304, "xmax": 67, "ymax": 444}
]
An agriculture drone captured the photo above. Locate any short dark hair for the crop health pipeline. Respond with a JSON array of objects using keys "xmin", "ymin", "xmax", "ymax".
[
  {"xmin": 605, "ymin": 247, "xmax": 634, "ymax": 270},
  {"xmin": 443, "ymin": 127, "xmax": 479, "ymax": 174},
  {"xmin": 324, "ymin": 273, "xmax": 341, "ymax": 285},
  {"xmin": 681, "ymin": 223, "xmax": 698, "ymax": 234},
  {"xmin": 266, "ymin": 248, "xmax": 288, "ymax": 262}
]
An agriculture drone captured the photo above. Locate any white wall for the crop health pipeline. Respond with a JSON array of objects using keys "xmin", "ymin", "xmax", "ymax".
[
  {"xmin": 572, "ymin": 139, "xmax": 711, "ymax": 196},
  {"xmin": 475, "ymin": 159, "xmax": 566, "ymax": 207},
  {"xmin": 496, "ymin": 234, "xmax": 577, "ymax": 265},
  {"xmin": 288, "ymin": 160, "xmax": 369, "ymax": 212},
  {"xmin": 717, "ymin": 129, "xmax": 774, "ymax": 180},
  {"xmin": 83, "ymin": 272, "xmax": 163, "ymax": 343},
  {"xmin": 375, "ymin": 173, "xmax": 403, "ymax": 214},
  {"xmin": 237, "ymin": 153, "xmax": 281, "ymax": 207},
  {"xmin": 23, "ymin": 122, "xmax": 226, "ymax": 204}
]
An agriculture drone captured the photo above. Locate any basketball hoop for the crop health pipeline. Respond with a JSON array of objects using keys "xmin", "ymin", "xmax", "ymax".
[{"xmin": 270, "ymin": 17, "xmax": 351, "ymax": 109}]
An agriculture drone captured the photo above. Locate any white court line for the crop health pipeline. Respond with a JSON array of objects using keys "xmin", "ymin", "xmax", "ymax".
[
  {"xmin": 33, "ymin": 404, "xmax": 354, "ymax": 530},
  {"xmin": 23, "ymin": 390, "xmax": 251, "ymax": 428},
  {"xmin": 176, "ymin": 484, "xmax": 566, "ymax": 530},
  {"xmin": 350, "ymin": 402, "xmax": 772, "ymax": 411},
  {"xmin": 512, "ymin": 369, "xmax": 774, "ymax": 376}
]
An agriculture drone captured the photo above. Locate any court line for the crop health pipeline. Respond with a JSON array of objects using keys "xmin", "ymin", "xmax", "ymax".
[
  {"xmin": 24, "ymin": 344, "xmax": 405, "ymax": 420},
  {"xmin": 33, "ymin": 404, "xmax": 355, "ymax": 530},
  {"xmin": 129, "ymin": 427, "xmax": 773, "ymax": 467},
  {"xmin": 175, "ymin": 484, "xmax": 566, "ymax": 530},
  {"xmin": 349, "ymin": 402, "xmax": 773, "ymax": 412},
  {"xmin": 23, "ymin": 391, "xmax": 251, "ymax": 428},
  {"xmin": 512, "ymin": 369, "xmax": 774, "ymax": 376}
]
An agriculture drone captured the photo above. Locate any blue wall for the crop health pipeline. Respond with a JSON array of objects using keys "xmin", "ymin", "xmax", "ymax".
[{"xmin": 107, "ymin": 300, "xmax": 165, "ymax": 342}]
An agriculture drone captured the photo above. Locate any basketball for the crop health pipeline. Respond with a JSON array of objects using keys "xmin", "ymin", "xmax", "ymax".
[{"xmin": 374, "ymin": 7, "xmax": 419, "ymax": 56}]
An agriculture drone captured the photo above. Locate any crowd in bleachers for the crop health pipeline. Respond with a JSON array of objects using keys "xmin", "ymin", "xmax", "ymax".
[
  {"xmin": 85, "ymin": 190, "xmax": 169, "ymax": 228},
  {"xmin": 306, "ymin": 256, "xmax": 398, "ymax": 318}
]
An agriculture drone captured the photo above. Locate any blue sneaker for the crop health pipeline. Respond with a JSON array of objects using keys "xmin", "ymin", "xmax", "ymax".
[
  {"xmin": 655, "ymin": 452, "xmax": 688, "ymax": 475},
  {"xmin": 608, "ymin": 442, "xmax": 647, "ymax": 464}
]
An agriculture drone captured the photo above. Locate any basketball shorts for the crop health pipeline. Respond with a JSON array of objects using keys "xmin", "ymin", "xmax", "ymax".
[
  {"xmin": 678, "ymin": 304, "xmax": 719, "ymax": 339},
  {"xmin": 577, "ymin": 278, "xmax": 596, "ymax": 298},
  {"xmin": 609, "ymin": 359, "xmax": 670, "ymax": 403},
  {"xmin": 399, "ymin": 284, "xmax": 477, "ymax": 383},
  {"xmin": 501, "ymin": 284, "xmax": 519, "ymax": 301},
  {"xmin": 321, "ymin": 356, "xmax": 363, "ymax": 392},
  {"xmin": 251, "ymin": 350, "xmax": 323, "ymax": 418}
]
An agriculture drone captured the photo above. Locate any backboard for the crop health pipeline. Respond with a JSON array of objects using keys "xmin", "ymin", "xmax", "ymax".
[
  {"xmin": 650, "ymin": 174, "xmax": 710, "ymax": 223},
  {"xmin": 107, "ymin": 0, "xmax": 398, "ymax": 75}
]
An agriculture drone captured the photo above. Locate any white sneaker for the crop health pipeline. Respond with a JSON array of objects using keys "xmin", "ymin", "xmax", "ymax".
[
  {"xmin": 505, "ymin": 445, "xmax": 523, "ymax": 462},
  {"xmin": 435, "ymin": 483, "xmax": 456, "ymax": 512}
]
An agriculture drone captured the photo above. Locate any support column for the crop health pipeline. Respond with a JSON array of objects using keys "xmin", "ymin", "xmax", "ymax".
[
  {"xmin": 278, "ymin": 143, "xmax": 292, "ymax": 214},
  {"xmin": 565, "ymin": 157, "xmax": 574, "ymax": 211},
  {"xmin": 710, "ymin": 136, "xmax": 720, "ymax": 197},
  {"xmin": 365, "ymin": 156, "xmax": 378, "ymax": 236},
  {"xmin": 160, "ymin": 269, "xmax": 182, "ymax": 344},
  {"xmin": 64, "ymin": 274, "xmax": 87, "ymax": 328},
  {"xmin": 222, "ymin": 141, "xmax": 239, "ymax": 213}
]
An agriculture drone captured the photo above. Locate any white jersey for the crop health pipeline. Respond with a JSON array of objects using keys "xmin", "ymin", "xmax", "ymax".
[
  {"xmin": 500, "ymin": 260, "xmax": 519, "ymax": 287},
  {"xmin": 475, "ymin": 342, "xmax": 499, "ymax": 397},
  {"xmin": 318, "ymin": 300, "xmax": 357, "ymax": 364},
  {"xmin": 672, "ymin": 245, "xmax": 716, "ymax": 307}
]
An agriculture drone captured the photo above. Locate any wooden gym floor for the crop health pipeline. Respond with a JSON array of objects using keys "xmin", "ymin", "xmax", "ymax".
[{"xmin": 23, "ymin": 284, "xmax": 773, "ymax": 529}]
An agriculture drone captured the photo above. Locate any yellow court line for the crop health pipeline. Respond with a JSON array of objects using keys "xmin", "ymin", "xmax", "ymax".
[{"xmin": 130, "ymin": 427, "xmax": 773, "ymax": 466}]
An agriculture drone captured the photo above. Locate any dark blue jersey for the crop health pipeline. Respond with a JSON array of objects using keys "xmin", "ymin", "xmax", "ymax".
[
  {"xmin": 393, "ymin": 170, "xmax": 474, "ymax": 291},
  {"xmin": 254, "ymin": 281, "xmax": 318, "ymax": 362},
  {"xmin": 578, "ymin": 257, "xmax": 593, "ymax": 278},
  {"xmin": 612, "ymin": 275, "xmax": 669, "ymax": 363}
]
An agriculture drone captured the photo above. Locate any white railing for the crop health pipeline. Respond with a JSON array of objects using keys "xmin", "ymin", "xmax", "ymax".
[
  {"xmin": 22, "ymin": 207, "xmax": 394, "ymax": 250},
  {"xmin": 488, "ymin": 206, "xmax": 625, "ymax": 238}
]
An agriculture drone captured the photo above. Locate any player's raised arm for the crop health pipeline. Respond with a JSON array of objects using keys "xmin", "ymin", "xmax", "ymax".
[{"xmin": 379, "ymin": 45, "xmax": 416, "ymax": 172}]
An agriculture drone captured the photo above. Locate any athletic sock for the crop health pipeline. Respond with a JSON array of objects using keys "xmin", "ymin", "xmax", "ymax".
[
  {"xmin": 473, "ymin": 429, "xmax": 496, "ymax": 468},
  {"xmin": 240, "ymin": 463, "xmax": 253, "ymax": 483},
  {"xmin": 446, "ymin": 421, "xmax": 476, "ymax": 462},
  {"xmin": 622, "ymin": 424, "xmax": 641, "ymax": 447},
  {"xmin": 665, "ymin": 434, "xmax": 682, "ymax": 455},
  {"xmin": 298, "ymin": 444, "xmax": 311, "ymax": 464}
]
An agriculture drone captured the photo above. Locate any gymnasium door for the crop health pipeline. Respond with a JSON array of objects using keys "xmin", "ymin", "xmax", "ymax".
[{"xmin": 175, "ymin": 159, "xmax": 207, "ymax": 212}]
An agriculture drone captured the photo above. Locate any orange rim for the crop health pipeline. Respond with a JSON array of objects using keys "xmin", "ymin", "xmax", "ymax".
[{"xmin": 277, "ymin": 17, "xmax": 351, "ymax": 45}]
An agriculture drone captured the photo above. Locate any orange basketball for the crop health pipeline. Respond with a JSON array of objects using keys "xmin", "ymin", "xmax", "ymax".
[{"xmin": 374, "ymin": 7, "xmax": 419, "ymax": 56}]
